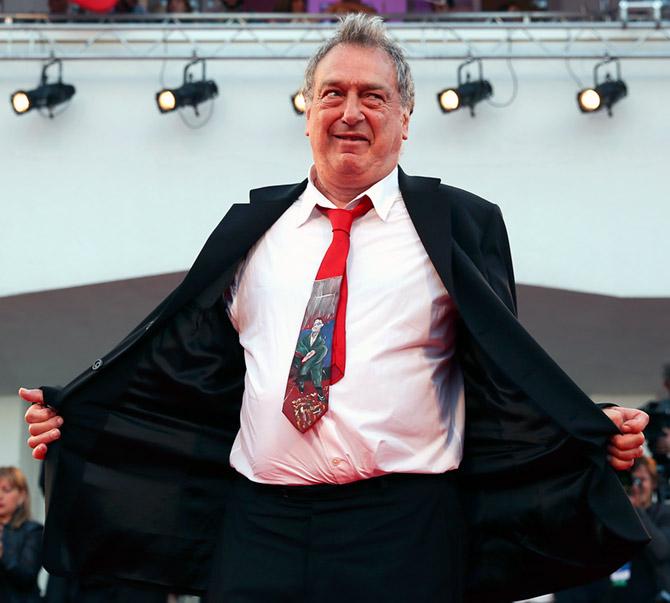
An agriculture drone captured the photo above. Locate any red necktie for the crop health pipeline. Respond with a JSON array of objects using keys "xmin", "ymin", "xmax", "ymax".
[{"xmin": 282, "ymin": 196, "xmax": 373, "ymax": 432}]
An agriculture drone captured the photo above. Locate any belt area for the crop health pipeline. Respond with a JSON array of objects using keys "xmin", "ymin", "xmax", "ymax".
[{"xmin": 237, "ymin": 470, "xmax": 458, "ymax": 501}]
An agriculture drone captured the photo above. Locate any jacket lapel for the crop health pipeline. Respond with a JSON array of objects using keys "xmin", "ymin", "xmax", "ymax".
[
  {"xmin": 164, "ymin": 180, "xmax": 308, "ymax": 318},
  {"xmin": 399, "ymin": 167, "xmax": 455, "ymax": 295}
]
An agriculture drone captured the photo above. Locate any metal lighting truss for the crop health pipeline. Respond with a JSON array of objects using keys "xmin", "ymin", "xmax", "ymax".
[{"xmin": 0, "ymin": 14, "xmax": 669, "ymax": 61}]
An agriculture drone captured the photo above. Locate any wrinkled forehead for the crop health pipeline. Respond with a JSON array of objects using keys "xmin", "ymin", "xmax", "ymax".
[{"xmin": 314, "ymin": 44, "xmax": 399, "ymax": 92}]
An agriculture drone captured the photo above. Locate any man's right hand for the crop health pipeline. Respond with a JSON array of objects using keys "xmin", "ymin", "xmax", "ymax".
[{"xmin": 20, "ymin": 388, "xmax": 63, "ymax": 460}]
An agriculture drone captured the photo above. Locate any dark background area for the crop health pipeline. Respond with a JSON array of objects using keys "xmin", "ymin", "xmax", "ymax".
[{"xmin": 1, "ymin": 273, "xmax": 668, "ymax": 400}]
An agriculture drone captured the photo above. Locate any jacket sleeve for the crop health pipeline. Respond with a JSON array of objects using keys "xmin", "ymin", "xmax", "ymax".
[
  {"xmin": 480, "ymin": 205, "xmax": 517, "ymax": 317},
  {"xmin": 40, "ymin": 385, "xmax": 63, "ymax": 407},
  {"xmin": 0, "ymin": 522, "xmax": 43, "ymax": 589}
]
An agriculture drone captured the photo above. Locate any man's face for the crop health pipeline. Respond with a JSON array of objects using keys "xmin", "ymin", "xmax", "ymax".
[
  {"xmin": 305, "ymin": 44, "xmax": 410, "ymax": 191},
  {"xmin": 312, "ymin": 319, "xmax": 324, "ymax": 334}
]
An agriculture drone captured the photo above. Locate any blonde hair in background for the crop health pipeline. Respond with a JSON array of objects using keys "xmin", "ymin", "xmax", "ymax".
[
  {"xmin": 0, "ymin": 466, "xmax": 31, "ymax": 528},
  {"xmin": 633, "ymin": 455, "xmax": 659, "ymax": 486}
]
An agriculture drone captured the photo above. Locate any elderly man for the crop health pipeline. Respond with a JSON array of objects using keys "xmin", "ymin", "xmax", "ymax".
[{"xmin": 22, "ymin": 14, "xmax": 648, "ymax": 603}]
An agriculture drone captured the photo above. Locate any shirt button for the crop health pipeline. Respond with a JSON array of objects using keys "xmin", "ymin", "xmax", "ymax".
[{"xmin": 331, "ymin": 457, "xmax": 345, "ymax": 467}]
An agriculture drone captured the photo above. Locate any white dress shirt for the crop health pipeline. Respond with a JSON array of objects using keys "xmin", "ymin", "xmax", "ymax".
[{"xmin": 227, "ymin": 167, "xmax": 465, "ymax": 485}]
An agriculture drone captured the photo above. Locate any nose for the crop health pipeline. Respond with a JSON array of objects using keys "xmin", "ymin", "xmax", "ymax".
[{"xmin": 341, "ymin": 92, "xmax": 364, "ymax": 126}]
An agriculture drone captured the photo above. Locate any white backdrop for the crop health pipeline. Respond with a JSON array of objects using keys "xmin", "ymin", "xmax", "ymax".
[{"xmin": 1, "ymin": 55, "xmax": 669, "ymax": 298}]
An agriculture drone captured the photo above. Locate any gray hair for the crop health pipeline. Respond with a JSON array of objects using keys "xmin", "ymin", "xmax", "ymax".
[{"xmin": 302, "ymin": 14, "xmax": 415, "ymax": 113}]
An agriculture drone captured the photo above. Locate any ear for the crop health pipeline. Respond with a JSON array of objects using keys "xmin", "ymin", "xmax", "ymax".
[
  {"xmin": 401, "ymin": 108, "xmax": 410, "ymax": 141},
  {"xmin": 305, "ymin": 105, "xmax": 311, "ymax": 137}
]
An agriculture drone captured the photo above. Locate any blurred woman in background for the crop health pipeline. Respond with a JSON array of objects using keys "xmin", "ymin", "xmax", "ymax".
[
  {"xmin": 610, "ymin": 456, "xmax": 670, "ymax": 603},
  {"xmin": 0, "ymin": 466, "xmax": 42, "ymax": 603}
]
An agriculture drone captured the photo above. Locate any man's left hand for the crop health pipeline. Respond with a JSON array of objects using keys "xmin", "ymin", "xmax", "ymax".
[{"xmin": 603, "ymin": 406, "xmax": 649, "ymax": 471}]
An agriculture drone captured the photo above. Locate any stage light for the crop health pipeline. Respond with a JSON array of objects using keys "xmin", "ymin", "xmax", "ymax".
[
  {"xmin": 11, "ymin": 92, "xmax": 30, "ymax": 114},
  {"xmin": 437, "ymin": 59, "xmax": 493, "ymax": 118},
  {"xmin": 577, "ymin": 58, "xmax": 627, "ymax": 117},
  {"xmin": 157, "ymin": 90, "xmax": 177, "ymax": 112},
  {"xmin": 291, "ymin": 91, "xmax": 306, "ymax": 115},
  {"xmin": 156, "ymin": 57, "xmax": 218, "ymax": 117},
  {"xmin": 437, "ymin": 89, "xmax": 460, "ymax": 112},
  {"xmin": 578, "ymin": 89, "xmax": 601, "ymax": 112},
  {"xmin": 10, "ymin": 58, "xmax": 76, "ymax": 118}
]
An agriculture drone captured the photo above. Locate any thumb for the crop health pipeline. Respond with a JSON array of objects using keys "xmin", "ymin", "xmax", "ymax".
[
  {"xmin": 18, "ymin": 388, "xmax": 44, "ymax": 404},
  {"xmin": 603, "ymin": 407, "xmax": 625, "ymax": 431}
]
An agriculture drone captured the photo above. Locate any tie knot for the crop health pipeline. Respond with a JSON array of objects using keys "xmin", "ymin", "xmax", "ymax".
[{"xmin": 321, "ymin": 196, "xmax": 373, "ymax": 235}]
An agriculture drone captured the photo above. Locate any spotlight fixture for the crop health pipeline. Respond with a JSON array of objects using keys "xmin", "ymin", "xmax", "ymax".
[
  {"xmin": 437, "ymin": 58, "xmax": 493, "ymax": 118},
  {"xmin": 291, "ymin": 91, "xmax": 306, "ymax": 115},
  {"xmin": 577, "ymin": 58, "xmax": 627, "ymax": 117},
  {"xmin": 10, "ymin": 58, "xmax": 75, "ymax": 118},
  {"xmin": 156, "ymin": 57, "xmax": 218, "ymax": 117}
]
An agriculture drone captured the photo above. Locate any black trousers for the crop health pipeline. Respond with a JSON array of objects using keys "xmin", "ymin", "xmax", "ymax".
[{"xmin": 206, "ymin": 472, "xmax": 465, "ymax": 603}]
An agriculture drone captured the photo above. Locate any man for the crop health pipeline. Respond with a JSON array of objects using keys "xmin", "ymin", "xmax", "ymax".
[{"xmin": 22, "ymin": 14, "xmax": 649, "ymax": 603}]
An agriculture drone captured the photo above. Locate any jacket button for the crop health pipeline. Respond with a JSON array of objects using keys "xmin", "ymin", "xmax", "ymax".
[{"xmin": 91, "ymin": 359, "xmax": 103, "ymax": 371}]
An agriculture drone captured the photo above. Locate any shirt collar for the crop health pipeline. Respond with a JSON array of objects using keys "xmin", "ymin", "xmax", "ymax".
[{"xmin": 294, "ymin": 166, "xmax": 400, "ymax": 227}]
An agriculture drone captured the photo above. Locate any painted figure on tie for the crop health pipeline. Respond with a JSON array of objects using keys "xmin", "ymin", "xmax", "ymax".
[
  {"xmin": 295, "ymin": 318, "xmax": 329, "ymax": 399},
  {"xmin": 283, "ymin": 276, "xmax": 341, "ymax": 431}
]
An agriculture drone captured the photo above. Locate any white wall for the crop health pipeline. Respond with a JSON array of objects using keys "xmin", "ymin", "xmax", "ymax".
[
  {"xmin": 1, "ymin": 53, "xmax": 669, "ymax": 299},
  {"xmin": 0, "ymin": 396, "xmax": 22, "ymax": 467}
]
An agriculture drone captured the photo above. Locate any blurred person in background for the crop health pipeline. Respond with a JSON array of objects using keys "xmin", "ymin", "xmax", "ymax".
[
  {"xmin": 325, "ymin": 0, "xmax": 377, "ymax": 13},
  {"xmin": 273, "ymin": 0, "xmax": 306, "ymax": 15},
  {"xmin": 166, "ymin": 0, "xmax": 193, "ymax": 11},
  {"xmin": 610, "ymin": 456, "xmax": 670, "ymax": 603},
  {"xmin": 48, "ymin": 0, "xmax": 70, "ymax": 12},
  {"xmin": 431, "ymin": 0, "xmax": 455, "ymax": 13},
  {"xmin": 114, "ymin": 0, "xmax": 147, "ymax": 12},
  {"xmin": 0, "ymin": 467, "xmax": 42, "ymax": 603},
  {"xmin": 642, "ymin": 364, "xmax": 670, "ymax": 501},
  {"xmin": 556, "ymin": 457, "xmax": 670, "ymax": 603},
  {"xmin": 204, "ymin": 0, "xmax": 245, "ymax": 11}
]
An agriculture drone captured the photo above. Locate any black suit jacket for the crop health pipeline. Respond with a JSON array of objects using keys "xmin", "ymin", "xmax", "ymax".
[{"xmin": 40, "ymin": 168, "xmax": 649, "ymax": 602}]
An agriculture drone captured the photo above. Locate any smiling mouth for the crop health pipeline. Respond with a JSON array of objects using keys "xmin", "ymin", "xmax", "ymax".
[{"xmin": 333, "ymin": 134, "xmax": 369, "ymax": 143}]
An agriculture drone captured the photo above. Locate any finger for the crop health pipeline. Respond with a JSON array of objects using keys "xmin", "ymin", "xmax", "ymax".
[
  {"xmin": 621, "ymin": 411, "xmax": 650, "ymax": 433},
  {"xmin": 18, "ymin": 387, "xmax": 44, "ymax": 405},
  {"xmin": 610, "ymin": 432, "xmax": 645, "ymax": 450},
  {"xmin": 32, "ymin": 444, "xmax": 48, "ymax": 461},
  {"xmin": 607, "ymin": 445, "xmax": 644, "ymax": 461},
  {"xmin": 602, "ymin": 408, "xmax": 625, "ymax": 429},
  {"xmin": 25, "ymin": 404, "xmax": 57, "ymax": 424},
  {"xmin": 28, "ymin": 416, "xmax": 63, "ymax": 437},
  {"xmin": 607, "ymin": 455, "xmax": 635, "ymax": 471},
  {"xmin": 28, "ymin": 429, "xmax": 61, "ymax": 450}
]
